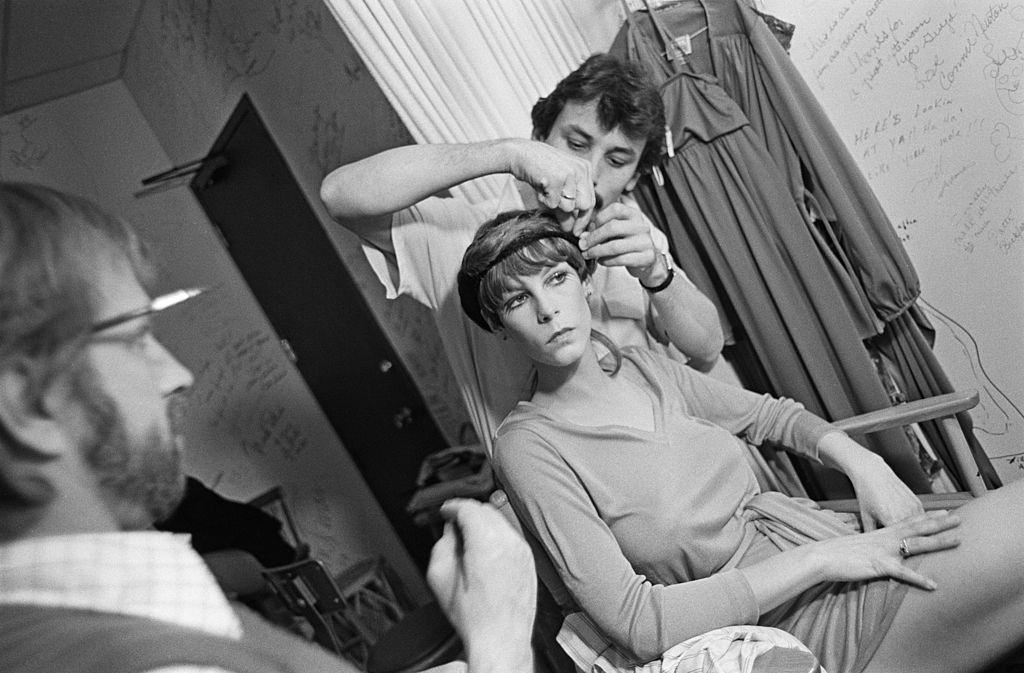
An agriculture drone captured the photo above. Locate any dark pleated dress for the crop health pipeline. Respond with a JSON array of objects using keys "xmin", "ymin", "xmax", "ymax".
[{"xmin": 612, "ymin": 0, "xmax": 997, "ymax": 494}]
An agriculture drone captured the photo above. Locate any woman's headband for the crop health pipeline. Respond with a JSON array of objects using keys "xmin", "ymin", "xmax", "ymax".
[{"xmin": 457, "ymin": 229, "xmax": 579, "ymax": 332}]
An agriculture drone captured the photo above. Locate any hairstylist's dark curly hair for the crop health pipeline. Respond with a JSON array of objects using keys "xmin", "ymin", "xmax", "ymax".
[{"xmin": 531, "ymin": 53, "xmax": 666, "ymax": 174}]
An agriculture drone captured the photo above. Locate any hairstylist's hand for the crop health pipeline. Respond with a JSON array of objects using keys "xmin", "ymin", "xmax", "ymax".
[
  {"xmin": 427, "ymin": 498, "xmax": 535, "ymax": 673},
  {"xmin": 809, "ymin": 510, "xmax": 961, "ymax": 590},
  {"xmin": 508, "ymin": 139, "xmax": 596, "ymax": 230},
  {"xmin": 578, "ymin": 202, "xmax": 667, "ymax": 286}
]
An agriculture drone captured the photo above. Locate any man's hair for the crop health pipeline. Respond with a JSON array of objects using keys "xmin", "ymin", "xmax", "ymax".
[
  {"xmin": 0, "ymin": 182, "xmax": 153, "ymax": 535},
  {"xmin": 531, "ymin": 53, "xmax": 666, "ymax": 174}
]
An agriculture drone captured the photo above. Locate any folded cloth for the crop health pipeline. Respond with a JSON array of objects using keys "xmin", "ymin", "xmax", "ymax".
[
  {"xmin": 557, "ymin": 612, "xmax": 823, "ymax": 673},
  {"xmin": 660, "ymin": 625, "xmax": 822, "ymax": 673}
]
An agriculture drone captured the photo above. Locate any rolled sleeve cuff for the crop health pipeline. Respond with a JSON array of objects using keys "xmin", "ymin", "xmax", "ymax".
[{"xmin": 718, "ymin": 568, "xmax": 761, "ymax": 626}]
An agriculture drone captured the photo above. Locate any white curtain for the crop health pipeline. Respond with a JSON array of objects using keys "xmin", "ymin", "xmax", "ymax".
[{"xmin": 324, "ymin": 0, "xmax": 623, "ymax": 202}]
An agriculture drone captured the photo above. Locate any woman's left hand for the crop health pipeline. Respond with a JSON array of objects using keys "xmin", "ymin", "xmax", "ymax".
[
  {"xmin": 816, "ymin": 429, "xmax": 924, "ymax": 530},
  {"xmin": 849, "ymin": 455, "xmax": 924, "ymax": 530}
]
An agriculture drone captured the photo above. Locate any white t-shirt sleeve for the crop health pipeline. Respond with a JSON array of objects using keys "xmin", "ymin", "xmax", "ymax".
[
  {"xmin": 359, "ymin": 197, "xmax": 474, "ymax": 308},
  {"xmin": 360, "ymin": 189, "xmax": 520, "ymax": 310}
]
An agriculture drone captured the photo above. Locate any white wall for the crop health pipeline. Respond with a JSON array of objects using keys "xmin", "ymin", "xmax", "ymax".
[
  {"xmin": 0, "ymin": 80, "xmax": 429, "ymax": 601},
  {"xmin": 761, "ymin": 0, "xmax": 1024, "ymax": 483}
]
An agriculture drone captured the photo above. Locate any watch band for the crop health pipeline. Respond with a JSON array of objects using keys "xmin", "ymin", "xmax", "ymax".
[{"xmin": 639, "ymin": 252, "xmax": 675, "ymax": 293}]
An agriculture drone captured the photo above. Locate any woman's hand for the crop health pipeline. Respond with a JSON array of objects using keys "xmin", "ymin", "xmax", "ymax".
[
  {"xmin": 849, "ymin": 453, "xmax": 925, "ymax": 530},
  {"xmin": 745, "ymin": 508, "xmax": 961, "ymax": 613},
  {"xmin": 816, "ymin": 430, "xmax": 924, "ymax": 530},
  {"xmin": 808, "ymin": 510, "xmax": 961, "ymax": 590}
]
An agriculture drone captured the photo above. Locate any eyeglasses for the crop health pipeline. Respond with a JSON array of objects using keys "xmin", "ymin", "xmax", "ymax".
[{"xmin": 90, "ymin": 287, "xmax": 208, "ymax": 334}]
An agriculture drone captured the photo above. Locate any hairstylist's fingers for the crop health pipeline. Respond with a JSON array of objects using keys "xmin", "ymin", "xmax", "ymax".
[
  {"xmin": 586, "ymin": 203, "xmax": 643, "ymax": 235},
  {"xmin": 584, "ymin": 250, "xmax": 651, "ymax": 270},
  {"xmin": 565, "ymin": 181, "xmax": 595, "ymax": 214},
  {"xmin": 579, "ymin": 235, "xmax": 638, "ymax": 259},
  {"xmin": 564, "ymin": 208, "xmax": 594, "ymax": 236},
  {"xmin": 553, "ymin": 182, "xmax": 594, "ymax": 236},
  {"xmin": 541, "ymin": 191, "xmax": 592, "ymax": 235}
]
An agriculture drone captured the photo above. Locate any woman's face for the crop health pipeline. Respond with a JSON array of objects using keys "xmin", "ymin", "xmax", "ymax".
[{"xmin": 494, "ymin": 261, "xmax": 592, "ymax": 369}]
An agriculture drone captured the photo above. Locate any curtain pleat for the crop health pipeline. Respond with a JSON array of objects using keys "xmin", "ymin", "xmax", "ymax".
[{"xmin": 323, "ymin": 0, "xmax": 618, "ymax": 203}]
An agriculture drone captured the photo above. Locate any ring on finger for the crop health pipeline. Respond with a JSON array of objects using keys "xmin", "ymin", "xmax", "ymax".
[
  {"xmin": 898, "ymin": 537, "xmax": 912, "ymax": 559},
  {"xmin": 560, "ymin": 191, "xmax": 575, "ymax": 200}
]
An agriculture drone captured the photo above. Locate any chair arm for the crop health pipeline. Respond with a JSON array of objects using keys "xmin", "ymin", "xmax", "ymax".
[
  {"xmin": 821, "ymin": 492, "xmax": 974, "ymax": 514},
  {"xmin": 831, "ymin": 389, "xmax": 985, "ymax": 497},
  {"xmin": 831, "ymin": 390, "xmax": 979, "ymax": 435}
]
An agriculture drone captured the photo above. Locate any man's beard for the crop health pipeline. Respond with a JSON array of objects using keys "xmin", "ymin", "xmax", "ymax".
[{"xmin": 72, "ymin": 365, "xmax": 186, "ymax": 529}]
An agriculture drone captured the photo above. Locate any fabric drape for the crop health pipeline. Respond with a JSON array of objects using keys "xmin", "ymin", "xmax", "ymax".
[
  {"xmin": 324, "ymin": 0, "xmax": 622, "ymax": 203},
  {"xmin": 613, "ymin": 0, "xmax": 997, "ymax": 495}
]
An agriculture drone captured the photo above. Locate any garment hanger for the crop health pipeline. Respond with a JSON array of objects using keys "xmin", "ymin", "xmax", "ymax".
[{"xmin": 618, "ymin": 0, "xmax": 707, "ymax": 64}]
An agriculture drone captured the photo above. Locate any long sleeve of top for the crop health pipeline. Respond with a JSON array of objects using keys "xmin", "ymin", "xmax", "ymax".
[{"xmin": 493, "ymin": 347, "xmax": 834, "ymax": 661}]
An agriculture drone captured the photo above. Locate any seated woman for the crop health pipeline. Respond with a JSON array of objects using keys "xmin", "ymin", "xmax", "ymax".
[{"xmin": 456, "ymin": 209, "xmax": 1024, "ymax": 673}]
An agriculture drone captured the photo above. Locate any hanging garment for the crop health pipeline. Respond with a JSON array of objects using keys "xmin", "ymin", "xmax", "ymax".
[{"xmin": 611, "ymin": 0, "xmax": 1001, "ymax": 494}]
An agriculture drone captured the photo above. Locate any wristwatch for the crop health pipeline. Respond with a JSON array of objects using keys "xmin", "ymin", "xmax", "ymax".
[{"xmin": 640, "ymin": 250, "xmax": 675, "ymax": 294}]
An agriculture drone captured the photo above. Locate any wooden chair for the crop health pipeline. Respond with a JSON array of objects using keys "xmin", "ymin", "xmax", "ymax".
[
  {"xmin": 262, "ymin": 557, "xmax": 373, "ymax": 666},
  {"xmin": 333, "ymin": 557, "xmax": 407, "ymax": 645},
  {"xmin": 202, "ymin": 548, "xmax": 306, "ymax": 635},
  {"xmin": 822, "ymin": 389, "xmax": 985, "ymax": 515}
]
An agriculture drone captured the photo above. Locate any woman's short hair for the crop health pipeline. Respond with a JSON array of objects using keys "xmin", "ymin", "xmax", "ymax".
[
  {"xmin": 458, "ymin": 209, "xmax": 622, "ymax": 376},
  {"xmin": 458, "ymin": 210, "xmax": 592, "ymax": 332},
  {"xmin": 531, "ymin": 53, "xmax": 666, "ymax": 174},
  {"xmin": 0, "ymin": 181, "xmax": 153, "ymax": 526}
]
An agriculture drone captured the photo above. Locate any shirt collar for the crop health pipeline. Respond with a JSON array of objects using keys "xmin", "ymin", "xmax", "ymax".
[{"xmin": 0, "ymin": 531, "xmax": 242, "ymax": 639}]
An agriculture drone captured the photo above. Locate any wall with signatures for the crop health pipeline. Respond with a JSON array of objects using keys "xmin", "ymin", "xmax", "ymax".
[{"xmin": 763, "ymin": 0, "xmax": 1024, "ymax": 482}]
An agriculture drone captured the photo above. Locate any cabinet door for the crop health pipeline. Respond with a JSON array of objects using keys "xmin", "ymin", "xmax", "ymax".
[{"xmin": 192, "ymin": 94, "xmax": 445, "ymax": 568}]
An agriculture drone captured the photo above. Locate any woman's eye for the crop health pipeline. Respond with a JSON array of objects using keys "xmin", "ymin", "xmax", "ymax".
[
  {"xmin": 568, "ymin": 140, "xmax": 586, "ymax": 151},
  {"xmin": 504, "ymin": 294, "xmax": 527, "ymax": 311},
  {"xmin": 549, "ymin": 271, "xmax": 568, "ymax": 284}
]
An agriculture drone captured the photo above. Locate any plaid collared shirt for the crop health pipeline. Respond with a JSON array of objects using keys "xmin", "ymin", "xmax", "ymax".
[{"xmin": 0, "ymin": 531, "xmax": 242, "ymax": 673}]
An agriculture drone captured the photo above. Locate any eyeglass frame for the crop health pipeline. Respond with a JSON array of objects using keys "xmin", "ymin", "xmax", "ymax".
[{"xmin": 89, "ymin": 287, "xmax": 208, "ymax": 335}]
